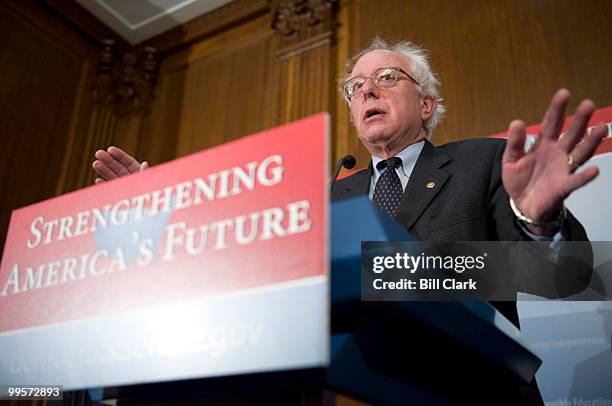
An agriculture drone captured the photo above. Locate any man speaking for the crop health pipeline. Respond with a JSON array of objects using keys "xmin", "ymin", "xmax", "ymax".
[{"xmin": 330, "ymin": 37, "xmax": 605, "ymax": 404}]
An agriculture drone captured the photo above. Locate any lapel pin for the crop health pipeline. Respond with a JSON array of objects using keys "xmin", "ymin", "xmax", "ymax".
[{"xmin": 426, "ymin": 181, "xmax": 436, "ymax": 189}]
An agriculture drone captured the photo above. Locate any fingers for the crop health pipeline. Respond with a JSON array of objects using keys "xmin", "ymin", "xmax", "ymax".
[
  {"xmin": 94, "ymin": 178, "xmax": 106, "ymax": 185},
  {"xmin": 108, "ymin": 146, "xmax": 143, "ymax": 174},
  {"xmin": 503, "ymin": 120, "xmax": 527, "ymax": 164},
  {"xmin": 92, "ymin": 146, "xmax": 147, "ymax": 184},
  {"xmin": 93, "ymin": 146, "xmax": 146, "ymax": 180},
  {"xmin": 94, "ymin": 149, "xmax": 132, "ymax": 178},
  {"xmin": 563, "ymin": 166, "xmax": 599, "ymax": 197},
  {"xmin": 569, "ymin": 123, "xmax": 608, "ymax": 169},
  {"xmin": 540, "ymin": 89, "xmax": 570, "ymax": 140},
  {"xmin": 558, "ymin": 99, "xmax": 596, "ymax": 152},
  {"xmin": 92, "ymin": 158, "xmax": 119, "ymax": 181}
]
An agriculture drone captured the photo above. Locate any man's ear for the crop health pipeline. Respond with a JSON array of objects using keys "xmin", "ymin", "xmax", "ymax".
[{"xmin": 421, "ymin": 96, "xmax": 437, "ymax": 121}]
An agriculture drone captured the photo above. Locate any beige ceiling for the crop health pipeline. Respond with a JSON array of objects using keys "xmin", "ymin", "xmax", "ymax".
[{"xmin": 76, "ymin": 0, "xmax": 234, "ymax": 45}]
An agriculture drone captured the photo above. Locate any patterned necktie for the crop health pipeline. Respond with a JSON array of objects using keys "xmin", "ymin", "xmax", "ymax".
[{"xmin": 372, "ymin": 157, "xmax": 403, "ymax": 217}]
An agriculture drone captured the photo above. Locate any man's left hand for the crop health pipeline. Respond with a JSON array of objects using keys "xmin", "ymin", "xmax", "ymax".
[{"xmin": 502, "ymin": 88, "xmax": 607, "ymax": 236}]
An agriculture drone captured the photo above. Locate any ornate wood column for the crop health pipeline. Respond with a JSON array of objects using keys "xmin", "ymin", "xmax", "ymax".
[
  {"xmin": 91, "ymin": 39, "xmax": 158, "ymax": 156},
  {"xmin": 59, "ymin": 39, "xmax": 160, "ymax": 191},
  {"xmin": 270, "ymin": 0, "xmax": 338, "ymax": 137}
]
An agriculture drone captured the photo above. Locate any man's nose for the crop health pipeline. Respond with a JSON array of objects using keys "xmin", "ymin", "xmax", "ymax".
[{"xmin": 360, "ymin": 77, "xmax": 379, "ymax": 100}]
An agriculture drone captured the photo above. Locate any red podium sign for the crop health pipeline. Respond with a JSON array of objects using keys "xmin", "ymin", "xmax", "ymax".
[{"xmin": 0, "ymin": 114, "xmax": 329, "ymax": 390}]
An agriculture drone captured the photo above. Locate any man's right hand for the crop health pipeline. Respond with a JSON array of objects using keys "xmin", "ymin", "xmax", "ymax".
[{"xmin": 92, "ymin": 146, "xmax": 148, "ymax": 184}]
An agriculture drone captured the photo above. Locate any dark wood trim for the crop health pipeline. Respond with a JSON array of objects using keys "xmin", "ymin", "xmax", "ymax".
[
  {"xmin": 139, "ymin": 0, "xmax": 270, "ymax": 57},
  {"xmin": 37, "ymin": 0, "xmax": 130, "ymax": 49},
  {"xmin": 1, "ymin": 0, "xmax": 93, "ymax": 58}
]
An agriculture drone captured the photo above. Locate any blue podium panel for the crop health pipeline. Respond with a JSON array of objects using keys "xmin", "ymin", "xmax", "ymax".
[
  {"xmin": 331, "ymin": 196, "xmax": 414, "ymax": 310},
  {"xmin": 329, "ymin": 197, "xmax": 542, "ymax": 404}
]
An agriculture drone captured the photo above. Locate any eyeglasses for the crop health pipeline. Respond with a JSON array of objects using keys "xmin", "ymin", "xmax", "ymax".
[{"xmin": 341, "ymin": 67, "xmax": 419, "ymax": 100}]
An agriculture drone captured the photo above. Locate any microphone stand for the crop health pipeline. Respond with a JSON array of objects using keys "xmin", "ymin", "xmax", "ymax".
[{"xmin": 330, "ymin": 155, "xmax": 356, "ymax": 192}]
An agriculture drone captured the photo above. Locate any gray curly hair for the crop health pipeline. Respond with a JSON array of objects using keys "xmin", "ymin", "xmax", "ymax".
[{"xmin": 342, "ymin": 37, "xmax": 445, "ymax": 139}]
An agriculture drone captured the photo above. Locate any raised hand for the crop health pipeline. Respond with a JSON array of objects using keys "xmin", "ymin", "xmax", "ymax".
[
  {"xmin": 501, "ymin": 89, "xmax": 607, "ymax": 234},
  {"xmin": 92, "ymin": 146, "xmax": 148, "ymax": 184}
]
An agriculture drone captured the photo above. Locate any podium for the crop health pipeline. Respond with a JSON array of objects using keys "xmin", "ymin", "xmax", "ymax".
[{"xmin": 88, "ymin": 196, "xmax": 541, "ymax": 405}]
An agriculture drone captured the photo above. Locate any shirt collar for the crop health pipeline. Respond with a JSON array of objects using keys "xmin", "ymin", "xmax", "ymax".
[{"xmin": 372, "ymin": 140, "xmax": 425, "ymax": 181}]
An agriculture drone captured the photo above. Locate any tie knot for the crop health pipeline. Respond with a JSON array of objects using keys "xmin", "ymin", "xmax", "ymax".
[{"xmin": 376, "ymin": 157, "xmax": 402, "ymax": 172}]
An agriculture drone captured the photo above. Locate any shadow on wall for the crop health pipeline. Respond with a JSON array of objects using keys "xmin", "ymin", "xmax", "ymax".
[
  {"xmin": 518, "ymin": 149, "xmax": 612, "ymax": 403},
  {"xmin": 569, "ymin": 301, "xmax": 612, "ymax": 400}
]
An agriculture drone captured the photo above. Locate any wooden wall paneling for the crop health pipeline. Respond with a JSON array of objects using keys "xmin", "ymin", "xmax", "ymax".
[
  {"xmin": 139, "ymin": 63, "xmax": 185, "ymax": 166},
  {"xmin": 0, "ymin": 0, "xmax": 95, "ymax": 255},
  {"xmin": 113, "ymin": 114, "xmax": 147, "ymax": 158},
  {"xmin": 53, "ymin": 58, "xmax": 93, "ymax": 195},
  {"xmin": 261, "ymin": 34, "xmax": 283, "ymax": 131},
  {"xmin": 216, "ymin": 33, "xmax": 278, "ymax": 145},
  {"xmin": 144, "ymin": 13, "xmax": 276, "ymax": 161},
  {"xmin": 58, "ymin": 105, "xmax": 108, "ymax": 192},
  {"xmin": 332, "ymin": 0, "xmax": 372, "ymax": 168},
  {"xmin": 338, "ymin": 0, "xmax": 612, "ymax": 148},
  {"xmin": 276, "ymin": 43, "xmax": 333, "ymax": 125},
  {"xmin": 96, "ymin": 107, "xmax": 118, "ymax": 150}
]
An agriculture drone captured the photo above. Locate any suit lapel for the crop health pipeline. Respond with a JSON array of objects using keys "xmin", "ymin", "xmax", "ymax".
[{"xmin": 396, "ymin": 141, "xmax": 451, "ymax": 230}]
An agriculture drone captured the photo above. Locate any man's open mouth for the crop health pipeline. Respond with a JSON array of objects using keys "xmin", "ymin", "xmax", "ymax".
[
  {"xmin": 363, "ymin": 108, "xmax": 385, "ymax": 120},
  {"xmin": 364, "ymin": 109, "xmax": 385, "ymax": 120}
]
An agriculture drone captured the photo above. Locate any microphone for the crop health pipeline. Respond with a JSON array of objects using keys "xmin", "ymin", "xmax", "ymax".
[{"xmin": 330, "ymin": 155, "xmax": 357, "ymax": 190}]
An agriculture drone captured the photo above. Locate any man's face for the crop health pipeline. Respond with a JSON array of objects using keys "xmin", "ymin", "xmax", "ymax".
[{"xmin": 349, "ymin": 50, "xmax": 433, "ymax": 155}]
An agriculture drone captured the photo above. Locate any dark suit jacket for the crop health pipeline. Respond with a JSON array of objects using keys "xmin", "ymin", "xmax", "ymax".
[{"xmin": 331, "ymin": 138, "xmax": 591, "ymax": 327}]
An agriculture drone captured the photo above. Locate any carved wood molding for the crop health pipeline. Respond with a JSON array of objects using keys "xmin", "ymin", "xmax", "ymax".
[
  {"xmin": 38, "ymin": 0, "xmax": 130, "ymax": 49},
  {"xmin": 141, "ymin": 0, "xmax": 270, "ymax": 55},
  {"xmin": 271, "ymin": 0, "xmax": 337, "ymax": 56},
  {"xmin": 93, "ymin": 39, "xmax": 159, "ymax": 116}
]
